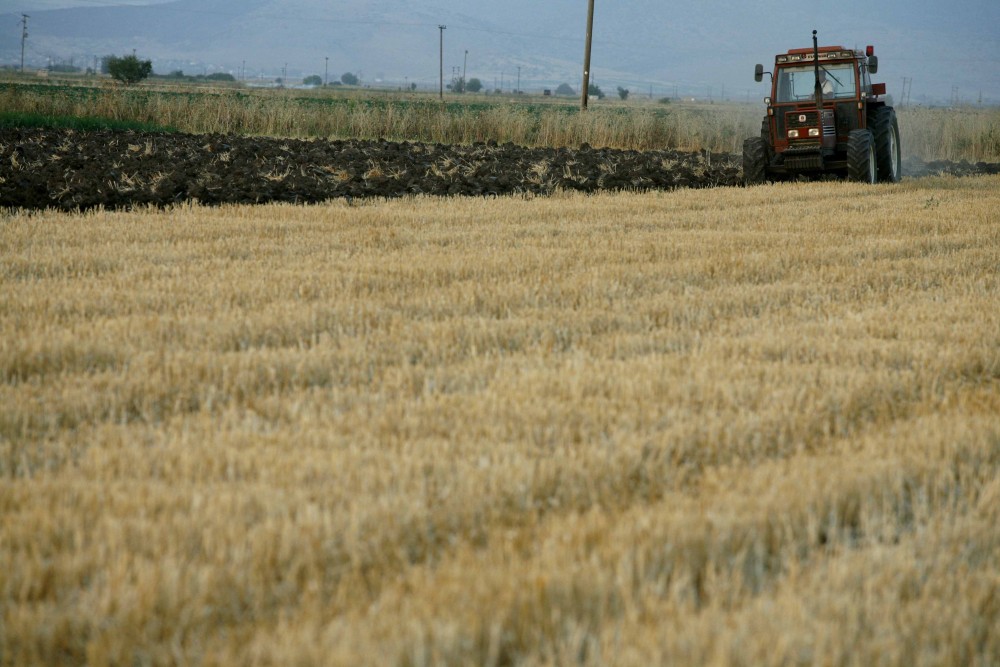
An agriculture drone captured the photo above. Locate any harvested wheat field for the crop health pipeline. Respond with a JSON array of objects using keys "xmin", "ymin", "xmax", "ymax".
[{"xmin": 2, "ymin": 176, "xmax": 1000, "ymax": 666}]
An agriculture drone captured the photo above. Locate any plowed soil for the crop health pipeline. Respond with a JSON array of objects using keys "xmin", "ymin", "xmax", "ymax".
[{"xmin": 2, "ymin": 128, "xmax": 997, "ymax": 211}]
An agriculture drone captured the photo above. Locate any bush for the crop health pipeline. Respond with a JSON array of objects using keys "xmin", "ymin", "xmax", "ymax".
[
  {"xmin": 617, "ymin": 86, "xmax": 629, "ymax": 101},
  {"xmin": 303, "ymin": 75, "xmax": 323, "ymax": 86},
  {"xmin": 107, "ymin": 54, "xmax": 153, "ymax": 85},
  {"xmin": 341, "ymin": 72, "xmax": 359, "ymax": 86},
  {"xmin": 466, "ymin": 78, "xmax": 483, "ymax": 93},
  {"xmin": 555, "ymin": 83, "xmax": 575, "ymax": 97}
]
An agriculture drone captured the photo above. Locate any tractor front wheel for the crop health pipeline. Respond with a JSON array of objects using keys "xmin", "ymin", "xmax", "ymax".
[
  {"xmin": 743, "ymin": 137, "xmax": 769, "ymax": 185},
  {"xmin": 847, "ymin": 129, "xmax": 877, "ymax": 184}
]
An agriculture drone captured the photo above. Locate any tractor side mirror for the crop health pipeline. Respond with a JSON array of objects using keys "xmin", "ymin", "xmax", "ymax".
[
  {"xmin": 754, "ymin": 64, "xmax": 764, "ymax": 82},
  {"xmin": 868, "ymin": 55, "xmax": 878, "ymax": 74}
]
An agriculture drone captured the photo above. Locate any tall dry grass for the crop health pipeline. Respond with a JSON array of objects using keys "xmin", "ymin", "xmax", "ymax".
[
  {"xmin": 898, "ymin": 105, "xmax": 1000, "ymax": 162},
  {"xmin": 3, "ymin": 81, "xmax": 998, "ymax": 159},
  {"xmin": 2, "ymin": 176, "xmax": 999, "ymax": 665}
]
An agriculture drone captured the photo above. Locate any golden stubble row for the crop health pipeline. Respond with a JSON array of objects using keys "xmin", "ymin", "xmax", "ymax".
[{"xmin": 2, "ymin": 176, "xmax": 999, "ymax": 665}]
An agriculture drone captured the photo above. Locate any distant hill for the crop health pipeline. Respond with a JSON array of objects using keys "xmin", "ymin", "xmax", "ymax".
[{"xmin": 4, "ymin": 0, "xmax": 999, "ymax": 103}]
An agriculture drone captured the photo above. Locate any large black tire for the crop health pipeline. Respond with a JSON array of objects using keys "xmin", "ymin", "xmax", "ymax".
[
  {"xmin": 847, "ymin": 129, "xmax": 877, "ymax": 184},
  {"xmin": 743, "ymin": 137, "xmax": 769, "ymax": 185},
  {"xmin": 870, "ymin": 106, "xmax": 902, "ymax": 183}
]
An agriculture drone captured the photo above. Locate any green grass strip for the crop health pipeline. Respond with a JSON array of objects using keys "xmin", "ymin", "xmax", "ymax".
[{"xmin": 0, "ymin": 111, "xmax": 177, "ymax": 133}]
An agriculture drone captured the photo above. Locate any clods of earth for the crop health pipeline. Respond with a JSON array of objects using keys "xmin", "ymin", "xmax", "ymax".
[{"xmin": 2, "ymin": 128, "xmax": 998, "ymax": 211}]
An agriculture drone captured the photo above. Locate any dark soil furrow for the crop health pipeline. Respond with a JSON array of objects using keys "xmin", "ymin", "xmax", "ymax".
[{"xmin": 2, "ymin": 128, "xmax": 997, "ymax": 211}]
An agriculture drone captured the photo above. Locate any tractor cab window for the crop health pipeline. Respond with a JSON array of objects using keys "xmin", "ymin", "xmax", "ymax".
[{"xmin": 775, "ymin": 63, "xmax": 857, "ymax": 102}]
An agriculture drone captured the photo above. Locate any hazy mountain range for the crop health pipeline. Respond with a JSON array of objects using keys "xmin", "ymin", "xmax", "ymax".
[{"xmin": 4, "ymin": 0, "xmax": 999, "ymax": 105}]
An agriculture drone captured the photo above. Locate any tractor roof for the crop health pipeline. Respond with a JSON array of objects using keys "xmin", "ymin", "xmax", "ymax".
[
  {"xmin": 776, "ymin": 46, "xmax": 863, "ymax": 64},
  {"xmin": 787, "ymin": 46, "xmax": 847, "ymax": 54}
]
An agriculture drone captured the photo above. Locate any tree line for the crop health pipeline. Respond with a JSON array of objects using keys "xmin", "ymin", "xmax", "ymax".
[{"xmin": 96, "ymin": 54, "xmax": 631, "ymax": 100}]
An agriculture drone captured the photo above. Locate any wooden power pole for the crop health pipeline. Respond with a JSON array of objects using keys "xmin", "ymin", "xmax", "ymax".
[
  {"xmin": 581, "ymin": 0, "xmax": 594, "ymax": 110},
  {"xmin": 439, "ymin": 25, "xmax": 446, "ymax": 101},
  {"xmin": 21, "ymin": 14, "xmax": 29, "ymax": 72}
]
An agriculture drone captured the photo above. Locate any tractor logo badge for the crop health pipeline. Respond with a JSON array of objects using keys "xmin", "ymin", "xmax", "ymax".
[{"xmin": 799, "ymin": 114, "xmax": 807, "ymax": 122}]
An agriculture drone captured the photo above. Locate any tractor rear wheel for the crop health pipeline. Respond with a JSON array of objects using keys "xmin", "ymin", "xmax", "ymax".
[
  {"xmin": 871, "ymin": 107, "xmax": 901, "ymax": 182},
  {"xmin": 847, "ymin": 129, "xmax": 877, "ymax": 184},
  {"xmin": 743, "ymin": 137, "xmax": 768, "ymax": 185}
]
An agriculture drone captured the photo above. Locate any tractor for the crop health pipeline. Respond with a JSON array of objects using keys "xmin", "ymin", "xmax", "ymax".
[{"xmin": 743, "ymin": 31, "xmax": 900, "ymax": 184}]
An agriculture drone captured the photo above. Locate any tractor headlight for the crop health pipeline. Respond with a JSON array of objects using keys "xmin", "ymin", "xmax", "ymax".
[
  {"xmin": 787, "ymin": 129, "xmax": 800, "ymax": 138},
  {"xmin": 808, "ymin": 128, "xmax": 821, "ymax": 137}
]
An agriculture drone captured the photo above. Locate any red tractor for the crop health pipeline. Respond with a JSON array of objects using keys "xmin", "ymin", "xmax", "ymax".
[{"xmin": 743, "ymin": 31, "xmax": 901, "ymax": 184}]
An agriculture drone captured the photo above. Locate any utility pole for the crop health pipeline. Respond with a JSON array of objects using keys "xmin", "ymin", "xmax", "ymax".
[
  {"xmin": 900, "ymin": 77, "xmax": 912, "ymax": 108},
  {"xmin": 581, "ymin": 0, "xmax": 595, "ymax": 110},
  {"xmin": 20, "ymin": 14, "xmax": 29, "ymax": 72},
  {"xmin": 463, "ymin": 49, "xmax": 468, "ymax": 93},
  {"xmin": 517, "ymin": 66, "xmax": 521, "ymax": 94},
  {"xmin": 438, "ymin": 25, "xmax": 446, "ymax": 100},
  {"xmin": 324, "ymin": 57, "xmax": 328, "ymax": 86}
]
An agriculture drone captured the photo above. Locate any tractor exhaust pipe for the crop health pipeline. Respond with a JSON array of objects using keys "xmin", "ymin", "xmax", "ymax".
[
  {"xmin": 812, "ymin": 30, "xmax": 824, "ymax": 109},
  {"xmin": 811, "ymin": 30, "xmax": 836, "ymax": 150}
]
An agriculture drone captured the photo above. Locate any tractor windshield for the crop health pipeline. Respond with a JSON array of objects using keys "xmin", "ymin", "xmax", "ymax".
[{"xmin": 775, "ymin": 63, "xmax": 856, "ymax": 102}]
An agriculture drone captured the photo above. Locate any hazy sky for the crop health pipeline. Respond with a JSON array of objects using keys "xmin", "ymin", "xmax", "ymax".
[{"xmin": 6, "ymin": 0, "xmax": 1000, "ymax": 104}]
